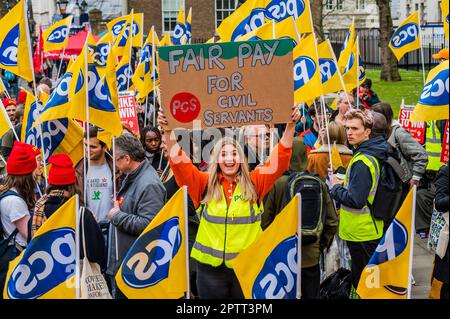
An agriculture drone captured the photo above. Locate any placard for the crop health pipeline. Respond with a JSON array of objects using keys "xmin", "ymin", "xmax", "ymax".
[
  {"xmin": 118, "ymin": 91, "xmax": 140, "ymax": 136},
  {"xmin": 158, "ymin": 39, "xmax": 294, "ymax": 129},
  {"xmin": 398, "ymin": 104, "xmax": 425, "ymax": 144}
]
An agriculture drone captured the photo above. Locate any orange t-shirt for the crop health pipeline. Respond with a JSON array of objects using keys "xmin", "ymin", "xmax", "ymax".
[{"xmin": 169, "ymin": 143, "xmax": 293, "ymax": 208}]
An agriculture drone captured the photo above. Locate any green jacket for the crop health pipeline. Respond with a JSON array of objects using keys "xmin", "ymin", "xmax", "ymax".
[{"xmin": 262, "ymin": 138, "xmax": 338, "ymax": 268}]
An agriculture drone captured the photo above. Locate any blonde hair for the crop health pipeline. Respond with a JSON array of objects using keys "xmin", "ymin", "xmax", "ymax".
[
  {"xmin": 201, "ymin": 137, "xmax": 258, "ymax": 204},
  {"xmin": 343, "ymin": 108, "xmax": 374, "ymax": 130},
  {"xmin": 327, "ymin": 122, "xmax": 347, "ymax": 145}
]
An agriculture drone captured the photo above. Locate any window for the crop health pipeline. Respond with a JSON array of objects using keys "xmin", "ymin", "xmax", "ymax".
[
  {"xmin": 162, "ymin": 0, "xmax": 185, "ymax": 33},
  {"xmin": 336, "ymin": 0, "xmax": 344, "ymax": 10},
  {"xmin": 216, "ymin": 0, "xmax": 239, "ymax": 29},
  {"xmin": 356, "ymin": 0, "xmax": 366, "ymax": 10},
  {"xmin": 325, "ymin": 0, "xmax": 334, "ymax": 10}
]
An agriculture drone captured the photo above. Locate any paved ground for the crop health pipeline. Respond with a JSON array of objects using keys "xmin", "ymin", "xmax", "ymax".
[{"xmin": 411, "ymin": 234, "xmax": 435, "ymax": 299}]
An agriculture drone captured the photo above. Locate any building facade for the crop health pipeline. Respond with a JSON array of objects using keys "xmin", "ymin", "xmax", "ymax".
[{"xmin": 322, "ymin": 0, "xmax": 379, "ymax": 31}]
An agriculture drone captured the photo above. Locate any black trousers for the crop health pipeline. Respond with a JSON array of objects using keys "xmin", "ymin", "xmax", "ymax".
[
  {"xmin": 346, "ymin": 240, "xmax": 380, "ymax": 289},
  {"xmin": 301, "ymin": 265, "xmax": 320, "ymax": 299},
  {"xmin": 196, "ymin": 262, "xmax": 244, "ymax": 299}
]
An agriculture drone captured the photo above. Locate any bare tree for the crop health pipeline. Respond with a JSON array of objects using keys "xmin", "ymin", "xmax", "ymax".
[{"xmin": 376, "ymin": 0, "xmax": 401, "ymax": 81}]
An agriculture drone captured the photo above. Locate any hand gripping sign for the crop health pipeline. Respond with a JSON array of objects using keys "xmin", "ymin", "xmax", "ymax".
[{"xmin": 158, "ymin": 39, "xmax": 294, "ymax": 130}]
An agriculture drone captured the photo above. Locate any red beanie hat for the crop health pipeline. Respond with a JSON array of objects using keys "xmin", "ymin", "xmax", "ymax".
[
  {"xmin": 7, "ymin": 141, "xmax": 38, "ymax": 175},
  {"xmin": 48, "ymin": 154, "xmax": 76, "ymax": 186},
  {"xmin": 2, "ymin": 98, "xmax": 16, "ymax": 107},
  {"xmin": 17, "ymin": 90, "xmax": 27, "ymax": 104}
]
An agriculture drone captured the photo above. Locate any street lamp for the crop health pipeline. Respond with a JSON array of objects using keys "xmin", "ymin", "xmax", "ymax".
[{"xmin": 56, "ymin": 0, "xmax": 69, "ymax": 15}]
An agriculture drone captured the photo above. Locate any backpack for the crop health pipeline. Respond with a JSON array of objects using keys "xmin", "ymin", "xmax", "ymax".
[
  {"xmin": 281, "ymin": 171, "xmax": 326, "ymax": 245},
  {"xmin": 319, "ymin": 268, "xmax": 352, "ymax": 299},
  {"xmin": 365, "ymin": 145, "xmax": 405, "ymax": 226}
]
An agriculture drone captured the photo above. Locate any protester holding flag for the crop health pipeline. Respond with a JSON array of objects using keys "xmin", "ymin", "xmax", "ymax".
[
  {"xmin": 429, "ymin": 162, "xmax": 449, "ymax": 299},
  {"xmin": 307, "ymin": 122, "xmax": 353, "ymax": 181},
  {"xmin": 329, "ymin": 109, "xmax": 388, "ymax": 297},
  {"xmin": 299, "ymin": 105, "xmax": 327, "ymax": 155},
  {"xmin": 106, "ymin": 133, "xmax": 166, "ymax": 298},
  {"xmin": 140, "ymin": 126, "xmax": 167, "ymax": 174},
  {"xmin": 28, "ymin": 154, "xmax": 105, "ymax": 263},
  {"xmin": 330, "ymin": 92, "xmax": 355, "ymax": 126},
  {"xmin": 356, "ymin": 79, "xmax": 380, "ymax": 109},
  {"xmin": 158, "ymin": 105, "xmax": 300, "ymax": 299},
  {"xmin": 0, "ymin": 142, "xmax": 38, "ymax": 293}
]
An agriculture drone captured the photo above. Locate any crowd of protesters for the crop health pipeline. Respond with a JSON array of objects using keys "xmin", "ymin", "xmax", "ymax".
[{"xmin": 1, "ymin": 57, "xmax": 449, "ymax": 300}]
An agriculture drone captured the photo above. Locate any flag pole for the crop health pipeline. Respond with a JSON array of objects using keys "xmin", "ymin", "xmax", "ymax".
[
  {"xmin": 407, "ymin": 186, "xmax": 417, "ymax": 299},
  {"xmin": 56, "ymin": 46, "xmax": 67, "ymax": 82},
  {"xmin": 296, "ymin": 193, "xmax": 302, "ymax": 299},
  {"xmin": 75, "ymin": 194, "xmax": 80, "ymax": 299},
  {"xmin": 24, "ymin": 0, "xmax": 48, "ymax": 187},
  {"xmin": 127, "ymin": 9, "xmax": 134, "ymax": 90},
  {"xmin": 417, "ymin": 8, "xmax": 426, "ymax": 84},
  {"xmin": 183, "ymin": 186, "xmax": 191, "ymax": 299},
  {"xmin": 326, "ymin": 39, "xmax": 352, "ymax": 107},
  {"xmin": 112, "ymin": 136, "xmax": 119, "ymax": 262},
  {"xmin": 151, "ymin": 26, "xmax": 157, "ymax": 126},
  {"xmin": 84, "ymin": 31, "xmax": 91, "ymax": 205}
]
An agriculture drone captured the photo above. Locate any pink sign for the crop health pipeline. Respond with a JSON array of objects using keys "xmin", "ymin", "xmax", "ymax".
[
  {"xmin": 118, "ymin": 91, "xmax": 140, "ymax": 136},
  {"xmin": 399, "ymin": 105, "xmax": 426, "ymax": 144}
]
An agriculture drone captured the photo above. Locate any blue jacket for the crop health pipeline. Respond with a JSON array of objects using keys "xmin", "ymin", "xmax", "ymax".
[{"xmin": 331, "ymin": 136, "xmax": 388, "ymax": 209}]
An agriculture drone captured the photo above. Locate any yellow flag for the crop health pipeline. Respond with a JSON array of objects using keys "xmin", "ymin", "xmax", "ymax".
[
  {"xmin": 441, "ymin": 0, "xmax": 449, "ymax": 40},
  {"xmin": 159, "ymin": 33, "xmax": 172, "ymax": 47},
  {"xmin": 337, "ymin": 20, "xmax": 355, "ymax": 73},
  {"xmin": 342, "ymin": 37, "xmax": 364, "ymax": 92},
  {"xmin": 331, "ymin": 143, "xmax": 344, "ymax": 169},
  {"xmin": 68, "ymin": 44, "xmax": 88, "ymax": 118},
  {"xmin": 43, "ymin": 16, "xmax": 73, "ymax": 52},
  {"xmin": 112, "ymin": 15, "xmax": 133, "ymax": 57},
  {"xmin": 264, "ymin": 0, "xmax": 313, "ymax": 34},
  {"xmin": 318, "ymin": 39, "xmax": 344, "ymax": 95},
  {"xmin": 232, "ymin": 195, "xmax": 299, "ymax": 299},
  {"xmin": 410, "ymin": 60, "xmax": 449, "ymax": 122},
  {"xmin": 389, "ymin": 11, "xmax": 421, "ymax": 61},
  {"xmin": 293, "ymin": 34, "xmax": 323, "ymax": 103},
  {"xmin": 115, "ymin": 188, "xmax": 188, "ymax": 299},
  {"xmin": 1, "ymin": 101, "xmax": 13, "ymax": 137},
  {"xmin": 0, "ymin": 0, "xmax": 33, "ymax": 82},
  {"xmin": 357, "ymin": 188, "xmax": 416, "ymax": 299},
  {"xmin": 217, "ymin": 0, "xmax": 267, "ymax": 41},
  {"xmin": 171, "ymin": 7, "xmax": 187, "ymax": 45},
  {"xmin": 107, "ymin": 13, "xmax": 144, "ymax": 47},
  {"xmin": 3, "ymin": 196, "xmax": 78, "ymax": 299},
  {"xmin": 239, "ymin": 17, "xmax": 300, "ymax": 46}
]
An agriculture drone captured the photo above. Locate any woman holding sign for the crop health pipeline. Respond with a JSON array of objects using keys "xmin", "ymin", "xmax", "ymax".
[{"xmin": 158, "ymin": 105, "xmax": 300, "ymax": 299}]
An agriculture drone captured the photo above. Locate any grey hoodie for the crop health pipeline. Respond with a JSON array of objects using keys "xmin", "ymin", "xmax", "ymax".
[{"xmin": 106, "ymin": 159, "xmax": 166, "ymax": 276}]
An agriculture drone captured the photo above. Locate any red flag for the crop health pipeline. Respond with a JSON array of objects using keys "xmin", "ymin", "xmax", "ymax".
[{"xmin": 33, "ymin": 25, "xmax": 44, "ymax": 74}]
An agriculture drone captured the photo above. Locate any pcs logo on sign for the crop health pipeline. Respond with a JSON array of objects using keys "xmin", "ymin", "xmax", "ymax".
[
  {"xmin": 0, "ymin": 24, "xmax": 19, "ymax": 66},
  {"xmin": 252, "ymin": 236, "xmax": 297, "ymax": 299},
  {"xmin": 390, "ymin": 23, "xmax": 419, "ymax": 48},
  {"xmin": 121, "ymin": 217, "xmax": 182, "ymax": 288},
  {"xmin": 231, "ymin": 8, "xmax": 266, "ymax": 41},
  {"xmin": 294, "ymin": 56, "xmax": 316, "ymax": 90},
  {"xmin": 6, "ymin": 228, "xmax": 76, "ymax": 299},
  {"xmin": 266, "ymin": 0, "xmax": 305, "ymax": 21},
  {"xmin": 47, "ymin": 26, "xmax": 69, "ymax": 43}
]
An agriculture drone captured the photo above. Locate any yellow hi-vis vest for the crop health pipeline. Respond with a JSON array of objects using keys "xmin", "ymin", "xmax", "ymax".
[
  {"xmin": 339, "ymin": 152, "xmax": 384, "ymax": 242},
  {"xmin": 191, "ymin": 183, "xmax": 263, "ymax": 268},
  {"xmin": 426, "ymin": 121, "xmax": 443, "ymax": 171}
]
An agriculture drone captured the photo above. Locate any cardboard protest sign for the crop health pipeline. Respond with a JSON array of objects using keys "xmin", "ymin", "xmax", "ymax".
[
  {"xmin": 158, "ymin": 39, "xmax": 293, "ymax": 129},
  {"xmin": 441, "ymin": 120, "xmax": 449, "ymax": 163},
  {"xmin": 398, "ymin": 103, "xmax": 425, "ymax": 144},
  {"xmin": 118, "ymin": 91, "xmax": 140, "ymax": 136}
]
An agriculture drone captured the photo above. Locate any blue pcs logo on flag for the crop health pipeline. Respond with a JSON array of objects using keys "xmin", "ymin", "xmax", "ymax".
[
  {"xmin": 116, "ymin": 63, "xmax": 133, "ymax": 91},
  {"xmin": 344, "ymin": 52, "xmax": 354, "ymax": 73},
  {"xmin": 112, "ymin": 20, "xmax": 139, "ymax": 38},
  {"xmin": 294, "ymin": 56, "xmax": 317, "ymax": 90},
  {"xmin": 252, "ymin": 236, "xmax": 297, "ymax": 299},
  {"xmin": 368, "ymin": 219, "xmax": 408, "ymax": 267},
  {"xmin": 265, "ymin": 0, "xmax": 305, "ymax": 21},
  {"xmin": 390, "ymin": 23, "xmax": 419, "ymax": 49},
  {"xmin": 47, "ymin": 25, "xmax": 69, "ymax": 43},
  {"xmin": 0, "ymin": 24, "xmax": 19, "ymax": 66},
  {"xmin": 88, "ymin": 66, "xmax": 116, "ymax": 112},
  {"xmin": 418, "ymin": 68, "xmax": 449, "ymax": 106},
  {"xmin": 319, "ymin": 58, "xmax": 338, "ymax": 83},
  {"xmin": 26, "ymin": 120, "xmax": 69, "ymax": 160},
  {"xmin": 6, "ymin": 228, "xmax": 75, "ymax": 299},
  {"xmin": 231, "ymin": 8, "xmax": 266, "ymax": 41},
  {"xmin": 121, "ymin": 217, "xmax": 182, "ymax": 289}
]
